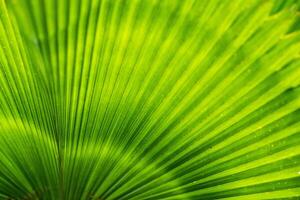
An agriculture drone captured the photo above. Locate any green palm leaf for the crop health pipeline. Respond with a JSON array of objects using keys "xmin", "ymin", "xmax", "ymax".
[{"xmin": 0, "ymin": 0, "xmax": 300, "ymax": 199}]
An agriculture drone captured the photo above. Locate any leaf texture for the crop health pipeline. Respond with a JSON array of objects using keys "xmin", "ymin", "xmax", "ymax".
[{"xmin": 0, "ymin": 0, "xmax": 300, "ymax": 199}]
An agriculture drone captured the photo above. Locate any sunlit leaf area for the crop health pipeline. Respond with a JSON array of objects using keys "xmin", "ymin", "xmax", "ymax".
[{"xmin": 0, "ymin": 0, "xmax": 300, "ymax": 199}]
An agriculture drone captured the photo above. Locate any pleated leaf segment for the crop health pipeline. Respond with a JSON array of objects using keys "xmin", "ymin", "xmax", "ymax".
[{"xmin": 0, "ymin": 0, "xmax": 300, "ymax": 199}]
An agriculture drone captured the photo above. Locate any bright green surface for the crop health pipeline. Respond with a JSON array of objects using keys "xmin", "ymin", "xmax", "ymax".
[{"xmin": 0, "ymin": 0, "xmax": 300, "ymax": 199}]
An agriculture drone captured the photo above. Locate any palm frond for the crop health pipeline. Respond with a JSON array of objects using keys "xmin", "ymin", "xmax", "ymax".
[{"xmin": 0, "ymin": 0, "xmax": 300, "ymax": 199}]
